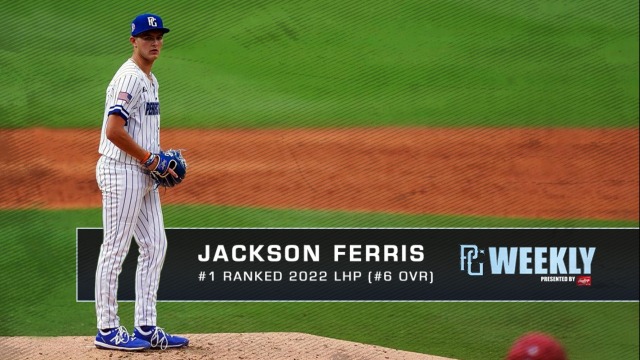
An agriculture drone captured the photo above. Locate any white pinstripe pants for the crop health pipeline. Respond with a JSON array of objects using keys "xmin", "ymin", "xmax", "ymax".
[{"xmin": 95, "ymin": 156, "xmax": 167, "ymax": 329}]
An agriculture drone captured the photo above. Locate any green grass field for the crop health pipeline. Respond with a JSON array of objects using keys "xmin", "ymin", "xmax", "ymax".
[
  {"xmin": 0, "ymin": 208, "xmax": 638, "ymax": 359},
  {"xmin": 0, "ymin": 0, "xmax": 638, "ymax": 359},
  {"xmin": 1, "ymin": 0, "xmax": 638, "ymax": 128}
]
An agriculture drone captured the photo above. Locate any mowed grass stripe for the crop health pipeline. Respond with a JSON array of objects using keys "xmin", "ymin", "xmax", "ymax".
[{"xmin": 0, "ymin": 0, "xmax": 637, "ymax": 128}]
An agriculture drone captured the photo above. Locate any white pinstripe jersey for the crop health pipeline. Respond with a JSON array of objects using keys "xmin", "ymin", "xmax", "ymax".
[{"xmin": 99, "ymin": 59, "xmax": 161, "ymax": 165}]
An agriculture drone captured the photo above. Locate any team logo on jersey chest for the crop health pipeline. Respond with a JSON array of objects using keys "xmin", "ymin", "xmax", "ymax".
[{"xmin": 145, "ymin": 102, "xmax": 160, "ymax": 115}]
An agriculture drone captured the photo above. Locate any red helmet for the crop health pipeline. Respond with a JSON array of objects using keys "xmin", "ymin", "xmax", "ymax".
[{"xmin": 507, "ymin": 332, "xmax": 567, "ymax": 360}]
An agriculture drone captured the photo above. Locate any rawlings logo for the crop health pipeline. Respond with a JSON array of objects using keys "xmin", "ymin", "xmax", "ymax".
[{"xmin": 576, "ymin": 276, "xmax": 592, "ymax": 286}]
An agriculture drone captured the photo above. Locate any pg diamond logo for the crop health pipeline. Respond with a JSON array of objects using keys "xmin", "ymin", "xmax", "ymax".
[{"xmin": 460, "ymin": 245, "xmax": 484, "ymax": 276}]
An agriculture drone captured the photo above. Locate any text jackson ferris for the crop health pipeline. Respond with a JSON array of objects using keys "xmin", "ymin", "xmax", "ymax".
[{"xmin": 198, "ymin": 244, "xmax": 425, "ymax": 262}]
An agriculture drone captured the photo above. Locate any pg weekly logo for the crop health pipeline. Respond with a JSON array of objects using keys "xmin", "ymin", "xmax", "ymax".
[{"xmin": 460, "ymin": 245, "xmax": 596, "ymax": 284}]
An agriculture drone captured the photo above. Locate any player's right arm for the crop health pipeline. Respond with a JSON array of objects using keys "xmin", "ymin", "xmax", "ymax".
[
  {"xmin": 104, "ymin": 73, "xmax": 157, "ymax": 169},
  {"xmin": 105, "ymin": 114, "xmax": 155, "ymax": 167},
  {"xmin": 105, "ymin": 73, "xmax": 176, "ymax": 175}
]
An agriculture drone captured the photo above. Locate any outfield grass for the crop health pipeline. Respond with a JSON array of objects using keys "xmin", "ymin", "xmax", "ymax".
[
  {"xmin": 1, "ymin": 0, "xmax": 638, "ymax": 128},
  {"xmin": 1, "ymin": 0, "xmax": 637, "ymax": 358},
  {"xmin": 0, "ymin": 207, "xmax": 637, "ymax": 359}
]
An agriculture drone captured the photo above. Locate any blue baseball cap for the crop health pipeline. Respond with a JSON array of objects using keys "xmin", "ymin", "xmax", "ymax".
[{"xmin": 131, "ymin": 13, "xmax": 170, "ymax": 36}]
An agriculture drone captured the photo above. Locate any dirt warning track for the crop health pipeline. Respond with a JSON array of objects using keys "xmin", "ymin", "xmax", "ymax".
[{"xmin": 1, "ymin": 127, "xmax": 637, "ymax": 220}]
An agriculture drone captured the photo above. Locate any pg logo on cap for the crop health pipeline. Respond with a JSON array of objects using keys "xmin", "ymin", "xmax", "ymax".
[{"xmin": 131, "ymin": 13, "xmax": 170, "ymax": 36}]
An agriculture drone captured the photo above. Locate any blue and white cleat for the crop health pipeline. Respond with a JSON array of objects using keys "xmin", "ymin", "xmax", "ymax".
[
  {"xmin": 134, "ymin": 326, "xmax": 189, "ymax": 349},
  {"xmin": 95, "ymin": 326, "xmax": 151, "ymax": 351}
]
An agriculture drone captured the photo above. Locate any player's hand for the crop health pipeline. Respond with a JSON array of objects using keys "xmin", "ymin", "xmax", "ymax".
[
  {"xmin": 147, "ymin": 152, "xmax": 179, "ymax": 178},
  {"xmin": 147, "ymin": 149, "xmax": 188, "ymax": 188}
]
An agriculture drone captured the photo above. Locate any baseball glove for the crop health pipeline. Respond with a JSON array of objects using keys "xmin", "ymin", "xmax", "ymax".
[{"xmin": 149, "ymin": 149, "xmax": 187, "ymax": 188}]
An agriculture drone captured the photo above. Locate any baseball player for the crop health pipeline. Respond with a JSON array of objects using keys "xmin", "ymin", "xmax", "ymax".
[{"xmin": 94, "ymin": 13, "xmax": 189, "ymax": 351}]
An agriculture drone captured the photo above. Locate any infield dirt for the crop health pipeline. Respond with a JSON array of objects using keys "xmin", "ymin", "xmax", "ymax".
[{"xmin": 1, "ymin": 127, "xmax": 638, "ymax": 220}]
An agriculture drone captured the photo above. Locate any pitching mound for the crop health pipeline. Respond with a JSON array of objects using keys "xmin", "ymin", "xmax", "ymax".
[{"xmin": 0, "ymin": 333, "xmax": 456, "ymax": 360}]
